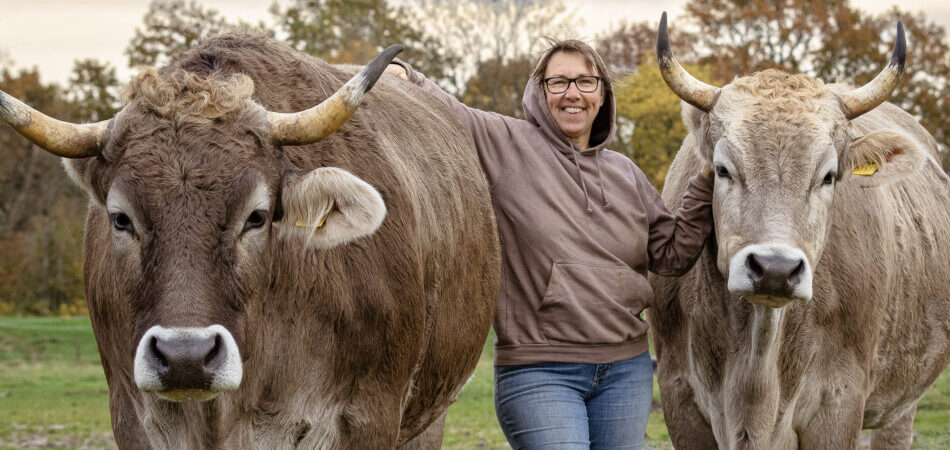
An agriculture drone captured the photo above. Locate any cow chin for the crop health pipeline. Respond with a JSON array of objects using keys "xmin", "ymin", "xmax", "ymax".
[
  {"xmin": 133, "ymin": 325, "xmax": 243, "ymax": 402},
  {"xmin": 726, "ymin": 243, "xmax": 814, "ymax": 305}
]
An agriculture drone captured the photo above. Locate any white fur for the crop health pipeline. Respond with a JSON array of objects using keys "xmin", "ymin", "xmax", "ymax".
[
  {"xmin": 727, "ymin": 243, "xmax": 813, "ymax": 302},
  {"xmin": 133, "ymin": 324, "xmax": 243, "ymax": 401}
]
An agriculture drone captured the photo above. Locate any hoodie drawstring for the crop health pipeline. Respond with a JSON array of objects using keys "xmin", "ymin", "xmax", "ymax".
[
  {"xmin": 569, "ymin": 142, "xmax": 594, "ymax": 213},
  {"xmin": 593, "ymin": 153, "xmax": 612, "ymax": 209}
]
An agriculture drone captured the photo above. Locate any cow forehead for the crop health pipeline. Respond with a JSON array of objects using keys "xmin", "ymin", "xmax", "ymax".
[{"xmin": 713, "ymin": 70, "xmax": 846, "ymax": 166}]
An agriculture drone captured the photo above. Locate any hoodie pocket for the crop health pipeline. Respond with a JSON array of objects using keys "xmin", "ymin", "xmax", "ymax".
[{"xmin": 538, "ymin": 261, "xmax": 652, "ymax": 345}]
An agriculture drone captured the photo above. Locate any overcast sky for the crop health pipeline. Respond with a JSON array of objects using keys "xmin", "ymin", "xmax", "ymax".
[{"xmin": 0, "ymin": 0, "xmax": 947, "ymax": 85}]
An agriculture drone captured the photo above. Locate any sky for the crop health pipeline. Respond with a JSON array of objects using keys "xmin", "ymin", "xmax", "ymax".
[{"xmin": 0, "ymin": 0, "xmax": 947, "ymax": 86}]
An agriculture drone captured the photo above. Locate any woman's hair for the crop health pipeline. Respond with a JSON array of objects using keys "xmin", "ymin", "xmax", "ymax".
[{"xmin": 531, "ymin": 38, "xmax": 613, "ymax": 92}]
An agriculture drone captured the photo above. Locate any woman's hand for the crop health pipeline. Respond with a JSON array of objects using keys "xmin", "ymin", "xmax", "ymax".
[{"xmin": 385, "ymin": 63, "xmax": 409, "ymax": 81}]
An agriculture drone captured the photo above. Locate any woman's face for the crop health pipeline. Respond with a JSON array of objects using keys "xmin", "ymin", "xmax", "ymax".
[{"xmin": 543, "ymin": 51, "xmax": 604, "ymax": 149}]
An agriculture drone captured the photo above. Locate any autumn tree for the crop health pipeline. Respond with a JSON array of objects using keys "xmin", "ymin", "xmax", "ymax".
[
  {"xmin": 594, "ymin": 20, "xmax": 701, "ymax": 74},
  {"xmin": 126, "ymin": 0, "xmax": 271, "ymax": 68},
  {"xmin": 271, "ymin": 0, "xmax": 457, "ymax": 89},
  {"xmin": 0, "ymin": 69, "xmax": 86, "ymax": 314},
  {"xmin": 460, "ymin": 56, "xmax": 533, "ymax": 118},
  {"xmin": 681, "ymin": 0, "xmax": 950, "ymax": 163},
  {"xmin": 67, "ymin": 59, "xmax": 121, "ymax": 122},
  {"xmin": 613, "ymin": 55, "xmax": 719, "ymax": 189},
  {"xmin": 406, "ymin": 0, "xmax": 580, "ymax": 94}
]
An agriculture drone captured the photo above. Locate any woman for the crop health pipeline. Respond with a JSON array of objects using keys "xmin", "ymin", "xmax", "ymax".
[{"xmin": 387, "ymin": 39, "xmax": 713, "ymax": 449}]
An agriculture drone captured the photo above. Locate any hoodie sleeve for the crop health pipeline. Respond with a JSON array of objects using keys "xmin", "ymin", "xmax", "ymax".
[
  {"xmin": 390, "ymin": 59, "xmax": 517, "ymax": 186},
  {"xmin": 644, "ymin": 170, "xmax": 714, "ymax": 276}
]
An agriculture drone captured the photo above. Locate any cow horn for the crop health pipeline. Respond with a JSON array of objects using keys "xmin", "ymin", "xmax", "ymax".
[
  {"xmin": 268, "ymin": 44, "xmax": 404, "ymax": 145},
  {"xmin": 656, "ymin": 12, "xmax": 721, "ymax": 112},
  {"xmin": 0, "ymin": 90, "xmax": 108, "ymax": 158},
  {"xmin": 836, "ymin": 21, "xmax": 906, "ymax": 120}
]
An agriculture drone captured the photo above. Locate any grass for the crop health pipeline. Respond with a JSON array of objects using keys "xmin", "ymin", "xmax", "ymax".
[{"xmin": 0, "ymin": 317, "xmax": 948, "ymax": 449}]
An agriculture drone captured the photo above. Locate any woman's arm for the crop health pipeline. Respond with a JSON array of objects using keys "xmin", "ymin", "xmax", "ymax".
[
  {"xmin": 646, "ymin": 167, "xmax": 714, "ymax": 277},
  {"xmin": 385, "ymin": 59, "xmax": 519, "ymax": 186}
]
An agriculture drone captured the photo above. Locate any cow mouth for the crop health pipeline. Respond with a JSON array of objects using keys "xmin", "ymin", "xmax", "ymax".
[
  {"xmin": 153, "ymin": 388, "xmax": 221, "ymax": 402},
  {"xmin": 743, "ymin": 294, "xmax": 799, "ymax": 308}
]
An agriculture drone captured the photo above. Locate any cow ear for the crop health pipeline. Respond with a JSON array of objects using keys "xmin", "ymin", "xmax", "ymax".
[
  {"xmin": 62, "ymin": 157, "xmax": 106, "ymax": 207},
  {"xmin": 681, "ymin": 101, "xmax": 704, "ymax": 133},
  {"xmin": 681, "ymin": 101, "xmax": 713, "ymax": 162},
  {"xmin": 278, "ymin": 167, "xmax": 386, "ymax": 249},
  {"xmin": 842, "ymin": 129, "xmax": 926, "ymax": 187}
]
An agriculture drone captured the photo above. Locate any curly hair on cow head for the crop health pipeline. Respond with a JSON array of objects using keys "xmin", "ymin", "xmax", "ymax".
[
  {"xmin": 728, "ymin": 69, "xmax": 829, "ymax": 106},
  {"xmin": 123, "ymin": 67, "xmax": 256, "ymax": 121}
]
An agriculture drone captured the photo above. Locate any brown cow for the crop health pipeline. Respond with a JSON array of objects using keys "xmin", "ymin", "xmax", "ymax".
[
  {"xmin": 649, "ymin": 14, "xmax": 950, "ymax": 449},
  {"xmin": 0, "ymin": 33, "xmax": 499, "ymax": 449}
]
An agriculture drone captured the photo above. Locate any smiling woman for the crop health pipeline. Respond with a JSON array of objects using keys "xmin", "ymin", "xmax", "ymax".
[{"xmin": 387, "ymin": 38, "xmax": 715, "ymax": 449}]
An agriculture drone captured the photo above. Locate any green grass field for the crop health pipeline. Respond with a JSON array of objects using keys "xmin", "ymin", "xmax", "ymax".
[{"xmin": 0, "ymin": 317, "xmax": 947, "ymax": 449}]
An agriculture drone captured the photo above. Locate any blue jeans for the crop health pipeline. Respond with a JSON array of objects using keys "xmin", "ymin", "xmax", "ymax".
[{"xmin": 494, "ymin": 352, "xmax": 653, "ymax": 450}]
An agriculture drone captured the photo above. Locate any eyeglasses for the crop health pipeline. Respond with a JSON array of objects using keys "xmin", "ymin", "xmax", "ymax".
[{"xmin": 543, "ymin": 76, "xmax": 602, "ymax": 94}]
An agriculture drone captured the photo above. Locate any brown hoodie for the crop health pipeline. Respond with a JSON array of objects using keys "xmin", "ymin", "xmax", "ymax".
[{"xmin": 393, "ymin": 60, "xmax": 713, "ymax": 365}]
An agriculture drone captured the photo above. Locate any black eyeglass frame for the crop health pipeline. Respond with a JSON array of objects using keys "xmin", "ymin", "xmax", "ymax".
[{"xmin": 542, "ymin": 76, "xmax": 602, "ymax": 94}]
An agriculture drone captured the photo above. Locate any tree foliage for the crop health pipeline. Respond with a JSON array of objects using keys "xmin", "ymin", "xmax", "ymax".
[
  {"xmin": 126, "ymin": 0, "xmax": 241, "ymax": 68},
  {"xmin": 0, "ymin": 69, "xmax": 86, "ymax": 315},
  {"xmin": 67, "ymin": 59, "xmax": 121, "ymax": 122},
  {"xmin": 406, "ymin": 0, "xmax": 579, "ymax": 94},
  {"xmin": 613, "ymin": 55, "xmax": 719, "ymax": 189},
  {"xmin": 273, "ymin": 0, "xmax": 458, "ymax": 89}
]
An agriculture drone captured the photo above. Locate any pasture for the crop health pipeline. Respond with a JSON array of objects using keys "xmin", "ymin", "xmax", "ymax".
[{"xmin": 0, "ymin": 316, "xmax": 947, "ymax": 449}]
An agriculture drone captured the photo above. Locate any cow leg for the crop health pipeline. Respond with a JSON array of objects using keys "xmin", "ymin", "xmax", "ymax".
[
  {"xmin": 398, "ymin": 412, "xmax": 446, "ymax": 450},
  {"xmin": 870, "ymin": 403, "xmax": 917, "ymax": 450},
  {"xmin": 659, "ymin": 374, "xmax": 718, "ymax": 449}
]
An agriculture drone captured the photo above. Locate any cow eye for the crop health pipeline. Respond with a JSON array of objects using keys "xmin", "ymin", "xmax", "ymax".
[
  {"xmin": 822, "ymin": 171, "xmax": 836, "ymax": 185},
  {"xmin": 716, "ymin": 165, "xmax": 732, "ymax": 180},
  {"xmin": 109, "ymin": 213, "xmax": 134, "ymax": 233},
  {"xmin": 243, "ymin": 209, "xmax": 268, "ymax": 232}
]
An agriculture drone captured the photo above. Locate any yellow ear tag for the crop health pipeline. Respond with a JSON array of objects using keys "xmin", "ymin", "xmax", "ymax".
[
  {"xmin": 853, "ymin": 163, "xmax": 878, "ymax": 176},
  {"xmin": 295, "ymin": 214, "xmax": 328, "ymax": 228}
]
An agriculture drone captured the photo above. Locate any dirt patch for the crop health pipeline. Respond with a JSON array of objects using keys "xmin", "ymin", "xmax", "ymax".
[{"xmin": 0, "ymin": 428, "xmax": 116, "ymax": 449}]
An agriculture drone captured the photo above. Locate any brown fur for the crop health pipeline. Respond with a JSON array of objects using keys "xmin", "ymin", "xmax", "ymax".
[
  {"xmin": 649, "ymin": 69, "xmax": 950, "ymax": 449},
  {"xmin": 67, "ymin": 33, "xmax": 499, "ymax": 449}
]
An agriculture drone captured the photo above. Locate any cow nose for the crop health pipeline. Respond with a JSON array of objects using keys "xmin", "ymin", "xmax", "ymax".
[
  {"xmin": 746, "ymin": 252, "xmax": 805, "ymax": 297},
  {"xmin": 134, "ymin": 325, "xmax": 243, "ymax": 400},
  {"xmin": 149, "ymin": 333, "xmax": 223, "ymax": 390}
]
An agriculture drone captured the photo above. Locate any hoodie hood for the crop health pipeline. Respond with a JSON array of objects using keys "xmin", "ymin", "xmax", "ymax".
[{"xmin": 523, "ymin": 77, "xmax": 617, "ymax": 155}]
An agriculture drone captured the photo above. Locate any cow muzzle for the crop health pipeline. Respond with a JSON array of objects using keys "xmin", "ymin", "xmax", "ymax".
[
  {"xmin": 133, "ymin": 325, "xmax": 242, "ymax": 402},
  {"xmin": 727, "ymin": 244, "xmax": 813, "ymax": 306}
]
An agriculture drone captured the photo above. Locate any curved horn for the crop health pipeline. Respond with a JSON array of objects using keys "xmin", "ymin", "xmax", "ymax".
[
  {"xmin": 0, "ymin": 90, "xmax": 108, "ymax": 158},
  {"xmin": 656, "ymin": 12, "xmax": 721, "ymax": 112},
  {"xmin": 837, "ymin": 21, "xmax": 906, "ymax": 120},
  {"xmin": 269, "ymin": 44, "xmax": 404, "ymax": 145}
]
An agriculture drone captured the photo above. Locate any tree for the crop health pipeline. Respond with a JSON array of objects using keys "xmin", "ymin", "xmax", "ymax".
[
  {"xmin": 126, "ymin": 0, "xmax": 236, "ymax": 68},
  {"xmin": 0, "ymin": 68, "xmax": 86, "ymax": 315},
  {"xmin": 460, "ymin": 56, "xmax": 533, "ymax": 118},
  {"xmin": 67, "ymin": 59, "xmax": 121, "ymax": 122},
  {"xmin": 680, "ymin": 0, "xmax": 950, "ymax": 161},
  {"xmin": 406, "ymin": 0, "xmax": 580, "ymax": 94},
  {"xmin": 684, "ymin": 0, "xmax": 854, "ymax": 80},
  {"xmin": 272, "ymin": 0, "xmax": 457, "ymax": 89},
  {"xmin": 594, "ymin": 20, "xmax": 701, "ymax": 74},
  {"xmin": 613, "ymin": 54, "xmax": 719, "ymax": 189}
]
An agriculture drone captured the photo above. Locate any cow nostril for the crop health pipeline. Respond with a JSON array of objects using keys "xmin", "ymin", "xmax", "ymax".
[
  {"xmin": 789, "ymin": 260, "xmax": 805, "ymax": 286},
  {"xmin": 204, "ymin": 335, "xmax": 222, "ymax": 367},
  {"xmin": 746, "ymin": 254, "xmax": 764, "ymax": 282},
  {"xmin": 150, "ymin": 336, "xmax": 169, "ymax": 370}
]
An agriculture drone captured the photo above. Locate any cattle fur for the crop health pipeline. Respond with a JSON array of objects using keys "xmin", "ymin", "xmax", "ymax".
[
  {"xmin": 63, "ymin": 32, "xmax": 499, "ymax": 449},
  {"xmin": 650, "ymin": 67, "xmax": 950, "ymax": 449}
]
